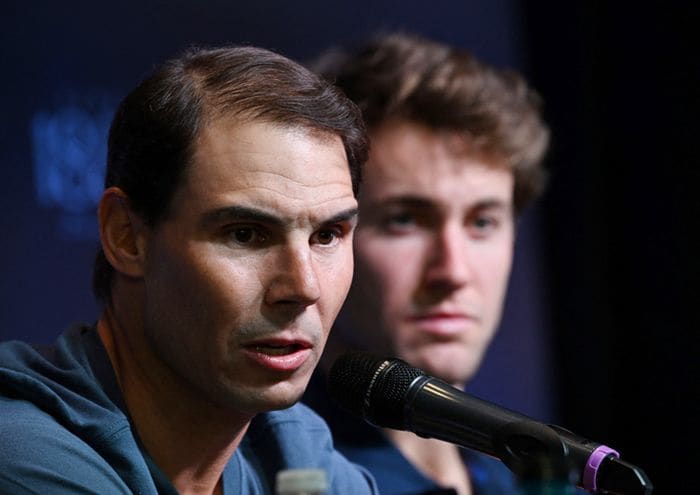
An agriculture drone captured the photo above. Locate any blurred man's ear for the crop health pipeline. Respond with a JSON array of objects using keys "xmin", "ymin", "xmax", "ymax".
[{"xmin": 98, "ymin": 187, "xmax": 148, "ymax": 279}]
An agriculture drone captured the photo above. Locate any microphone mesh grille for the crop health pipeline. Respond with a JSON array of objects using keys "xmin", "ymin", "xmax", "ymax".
[
  {"xmin": 328, "ymin": 351, "xmax": 423, "ymax": 430},
  {"xmin": 328, "ymin": 351, "xmax": 387, "ymax": 418},
  {"xmin": 367, "ymin": 358, "xmax": 422, "ymax": 429}
]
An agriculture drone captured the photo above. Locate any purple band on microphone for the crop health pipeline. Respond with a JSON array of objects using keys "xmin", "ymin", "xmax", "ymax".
[{"xmin": 583, "ymin": 445, "xmax": 620, "ymax": 492}]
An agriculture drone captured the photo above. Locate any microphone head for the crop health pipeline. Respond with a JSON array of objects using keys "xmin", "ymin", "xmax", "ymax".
[{"xmin": 328, "ymin": 351, "xmax": 424, "ymax": 429}]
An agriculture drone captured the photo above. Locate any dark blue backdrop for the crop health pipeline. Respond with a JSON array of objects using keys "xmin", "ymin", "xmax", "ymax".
[
  {"xmin": 0, "ymin": 0, "xmax": 553, "ymax": 420},
  {"xmin": 4, "ymin": 2, "xmax": 697, "ymax": 493}
]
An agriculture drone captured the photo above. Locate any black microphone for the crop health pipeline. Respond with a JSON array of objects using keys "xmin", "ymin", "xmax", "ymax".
[{"xmin": 328, "ymin": 352, "xmax": 653, "ymax": 495}]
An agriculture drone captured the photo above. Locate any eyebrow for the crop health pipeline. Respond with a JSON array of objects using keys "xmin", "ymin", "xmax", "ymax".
[
  {"xmin": 377, "ymin": 195, "xmax": 510, "ymax": 211},
  {"xmin": 322, "ymin": 207, "xmax": 360, "ymax": 225},
  {"xmin": 200, "ymin": 205, "xmax": 359, "ymax": 229}
]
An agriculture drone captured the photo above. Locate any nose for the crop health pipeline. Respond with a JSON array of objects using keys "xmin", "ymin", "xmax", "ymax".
[
  {"xmin": 422, "ymin": 222, "xmax": 472, "ymax": 293},
  {"xmin": 265, "ymin": 243, "xmax": 321, "ymax": 308}
]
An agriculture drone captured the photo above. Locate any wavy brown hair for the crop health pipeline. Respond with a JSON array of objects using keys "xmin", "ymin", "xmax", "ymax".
[{"xmin": 314, "ymin": 33, "xmax": 549, "ymax": 213}]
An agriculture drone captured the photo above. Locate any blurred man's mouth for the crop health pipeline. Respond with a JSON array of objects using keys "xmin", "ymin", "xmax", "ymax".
[{"xmin": 406, "ymin": 313, "xmax": 476, "ymax": 337}]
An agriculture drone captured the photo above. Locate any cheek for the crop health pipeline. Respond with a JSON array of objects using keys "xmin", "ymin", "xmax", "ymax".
[
  {"xmin": 476, "ymin": 244, "xmax": 513, "ymax": 312},
  {"xmin": 150, "ymin": 245, "xmax": 258, "ymax": 332},
  {"xmin": 354, "ymin": 239, "xmax": 425, "ymax": 317},
  {"xmin": 146, "ymin": 247, "xmax": 199, "ymax": 312},
  {"xmin": 346, "ymin": 238, "xmax": 426, "ymax": 353},
  {"xmin": 317, "ymin": 247, "xmax": 355, "ymax": 320}
]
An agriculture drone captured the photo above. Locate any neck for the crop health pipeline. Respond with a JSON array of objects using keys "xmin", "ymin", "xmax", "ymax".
[
  {"xmin": 328, "ymin": 317, "xmax": 473, "ymax": 494},
  {"xmin": 98, "ymin": 300, "xmax": 251, "ymax": 495},
  {"xmin": 385, "ymin": 429, "xmax": 473, "ymax": 495}
]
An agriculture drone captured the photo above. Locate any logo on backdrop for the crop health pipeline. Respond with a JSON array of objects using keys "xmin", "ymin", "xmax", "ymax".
[{"xmin": 31, "ymin": 91, "xmax": 115, "ymax": 240}]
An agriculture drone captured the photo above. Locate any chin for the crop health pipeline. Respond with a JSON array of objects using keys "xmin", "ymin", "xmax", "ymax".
[
  {"xmin": 261, "ymin": 383, "xmax": 308, "ymax": 412},
  {"xmin": 407, "ymin": 342, "xmax": 472, "ymax": 370},
  {"xmin": 424, "ymin": 367, "xmax": 470, "ymax": 386},
  {"xmin": 417, "ymin": 356, "xmax": 480, "ymax": 386},
  {"xmin": 236, "ymin": 394, "xmax": 302, "ymax": 415},
  {"xmin": 216, "ymin": 381, "xmax": 307, "ymax": 415}
]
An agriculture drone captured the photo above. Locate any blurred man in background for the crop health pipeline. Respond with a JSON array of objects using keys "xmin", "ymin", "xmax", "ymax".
[{"xmin": 304, "ymin": 33, "xmax": 549, "ymax": 495}]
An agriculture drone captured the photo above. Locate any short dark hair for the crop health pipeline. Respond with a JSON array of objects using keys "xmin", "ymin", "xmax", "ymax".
[
  {"xmin": 313, "ymin": 33, "xmax": 549, "ymax": 213},
  {"xmin": 93, "ymin": 45, "xmax": 368, "ymax": 303}
]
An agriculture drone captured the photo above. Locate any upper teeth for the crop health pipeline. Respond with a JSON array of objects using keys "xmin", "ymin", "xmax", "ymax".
[{"xmin": 256, "ymin": 345, "xmax": 295, "ymax": 355}]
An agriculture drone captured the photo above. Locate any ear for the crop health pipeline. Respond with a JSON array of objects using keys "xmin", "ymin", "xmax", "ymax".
[{"xmin": 98, "ymin": 187, "xmax": 148, "ymax": 278}]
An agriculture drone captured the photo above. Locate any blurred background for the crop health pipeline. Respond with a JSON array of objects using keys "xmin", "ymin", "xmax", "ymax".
[{"xmin": 1, "ymin": 1, "xmax": 697, "ymax": 492}]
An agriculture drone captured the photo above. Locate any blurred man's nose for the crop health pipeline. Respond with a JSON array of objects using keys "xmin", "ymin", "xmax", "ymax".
[{"xmin": 422, "ymin": 222, "xmax": 472, "ymax": 293}]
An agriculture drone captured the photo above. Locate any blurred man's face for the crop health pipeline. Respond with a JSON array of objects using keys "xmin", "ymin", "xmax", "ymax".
[
  {"xmin": 344, "ymin": 120, "xmax": 514, "ymax": 387},
  {"xmin": 140, "ymin": 118, "xmax": 357, "ymax": 415}
]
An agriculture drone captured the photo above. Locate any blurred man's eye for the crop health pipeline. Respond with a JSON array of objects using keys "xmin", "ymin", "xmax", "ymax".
[
  {"xmin": 474, "ymin": 215, "xmax": 496, "ymax": 229},
  {"xmin": 388, "ymin": 212, "xmax": 416, "ymax": 226},
  {"xmin": 467, "ymin": 213, "xmax": 503, "ymax": 238},
  {"xmin": 381, "ymin": 211, "xmax": 418, "ymax": 233}
]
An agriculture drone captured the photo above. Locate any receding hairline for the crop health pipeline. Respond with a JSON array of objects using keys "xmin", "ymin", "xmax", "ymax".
[
  {"xmin": 180, "ymin": 54, "xmax": 358, "ymax": 156},
  {"xmin": 197, "ymin": 111, "xmax": 350, "ymax": 146}
]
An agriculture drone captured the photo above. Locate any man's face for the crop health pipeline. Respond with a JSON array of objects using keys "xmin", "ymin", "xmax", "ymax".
[
  {"xmin": 344, "ymin": 120, "xmax": 514, "ymax": 387},
  {"xmin": 141, "ymin": 118, "xmax": 357, "ymax": 415}
]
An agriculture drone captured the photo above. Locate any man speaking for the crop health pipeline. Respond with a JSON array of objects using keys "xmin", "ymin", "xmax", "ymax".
[{"xmin": 0, "ymin": 45, "xmax": 377, "ymax": 494}]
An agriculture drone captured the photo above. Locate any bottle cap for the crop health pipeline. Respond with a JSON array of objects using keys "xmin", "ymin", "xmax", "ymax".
[{"xmin": 275, "ymin": 468, "xmax": 327, "ymax": 495}]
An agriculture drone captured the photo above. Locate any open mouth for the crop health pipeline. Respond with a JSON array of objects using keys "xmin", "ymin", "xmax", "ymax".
[
  {"xmin": 253, "ymin": 343, "xmax": 305, "ymax": 355},
  {"xmin": 244, "ymin": 340, "xmax": 313, "ymax": 371}
]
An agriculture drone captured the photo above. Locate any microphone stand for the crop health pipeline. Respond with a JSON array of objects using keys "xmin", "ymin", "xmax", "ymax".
[
  {"xmin": 492, "ymin": 420, "xmax": 575, "ymax": 494},
  {"xmin": 491, "ymin": 420, "xmax": 652, "ymax": 495}
]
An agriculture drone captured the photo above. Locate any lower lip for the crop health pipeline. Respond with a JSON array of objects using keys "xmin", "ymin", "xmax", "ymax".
[
  {"xmin": 408, "ymin": 316, "xmax": 473, "ymax": 336},
  {"xmin": 243, "ymin": 346, "xmax": 312, "ymax": 372}
]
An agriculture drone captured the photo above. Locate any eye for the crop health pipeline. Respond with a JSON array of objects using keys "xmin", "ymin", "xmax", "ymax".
[
  {"xmin": 467, "ymin": 211, "xmax": 505, "ymax": 239},
  {"xmin": 233, "ymin": 227, "xmax": 255, "ymax": 243},
  {"xmin": 381, "ymin": 211, "xmax": 418, "ymax": 233},
  {"xmin": 473, "ymin": 215, "xmax": 497, "ymax": 230},
  {"xmin": 226, "ymin": 225, "xmax": 268, "ymax": 246},
  {"xmin": 390, "ymin": 212, "xmax": 416, "ymax": 226},
  {"xmin": 312, "ymin": 227, "xmax": 343, "ymax": 246}
]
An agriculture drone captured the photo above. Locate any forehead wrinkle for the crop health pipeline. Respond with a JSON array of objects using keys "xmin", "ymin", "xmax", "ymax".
[
  {"xmin": 238, "ymin": 169, "xmax": 351, "ymax": 190},
  {"xmin": 192, "ymin": 119, "xmax": 350, "ymax": 183},
  {"xmin": 241, "ymin": 185, "xmax": 358, "ymax": 223},
  {"xmin": 227, "ymin": 168, "xmax": 354, "ymax": 211}
]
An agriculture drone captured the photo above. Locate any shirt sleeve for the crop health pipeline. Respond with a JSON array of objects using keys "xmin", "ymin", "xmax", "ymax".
[{"xmin": 0, "ymin": 398, "xmax": 133, "ymax": 495}]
